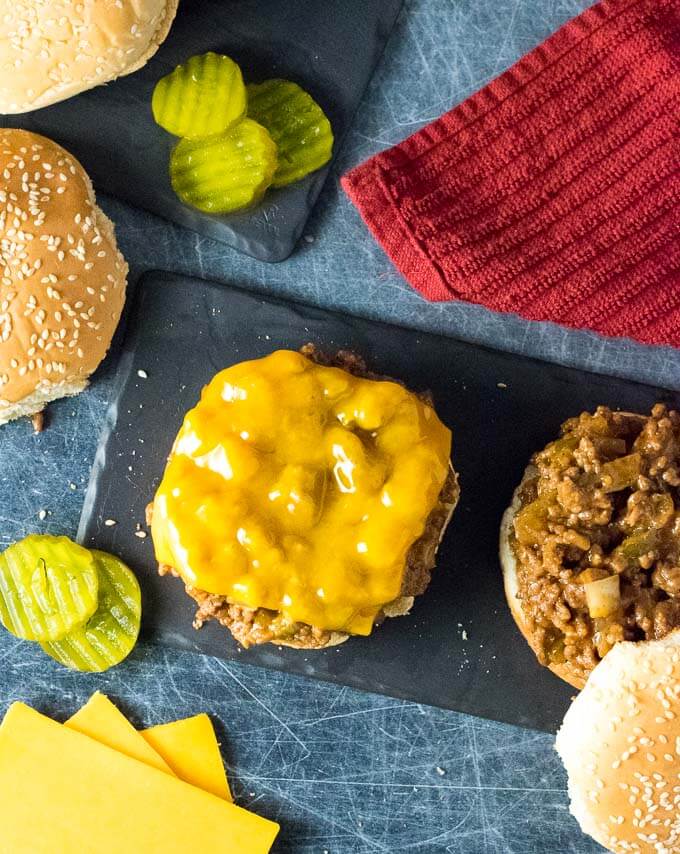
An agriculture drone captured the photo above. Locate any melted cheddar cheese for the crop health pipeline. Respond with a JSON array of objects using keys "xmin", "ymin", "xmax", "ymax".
[{"xmin": 151, "ymin": 350, "xmax": 452, "ymax": 635}]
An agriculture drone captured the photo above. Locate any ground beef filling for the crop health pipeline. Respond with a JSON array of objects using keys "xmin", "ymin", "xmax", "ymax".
[{"xmin": 511, "ymin": 404, "xmax": 680, "ymax": 684}]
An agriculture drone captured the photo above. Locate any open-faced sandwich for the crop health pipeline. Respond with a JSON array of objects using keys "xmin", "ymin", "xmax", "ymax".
[
  {"xmin": 149, "ymin": 345, "xmax": 459, "ymax": 648},
  {"xmin": 500, "ymin": 404, "xmax": 680, "ymax": 689}
]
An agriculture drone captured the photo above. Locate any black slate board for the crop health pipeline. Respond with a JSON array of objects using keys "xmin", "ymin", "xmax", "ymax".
[
  {"xmin": 79, "ymin": 272, "xmax": 680, "ymax": 732},
  {"xmin": 2, "ymin": 0, "xmax": 403, "ymax": 262}
]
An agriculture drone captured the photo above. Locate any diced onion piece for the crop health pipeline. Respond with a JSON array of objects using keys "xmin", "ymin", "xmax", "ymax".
[
  {"xmin": 584, "ymin": 574, "xmax": 620, "ymax": 619},
  {"xmin": 575, "ymin": 567, "xmax": 609, "ymax": 585}
]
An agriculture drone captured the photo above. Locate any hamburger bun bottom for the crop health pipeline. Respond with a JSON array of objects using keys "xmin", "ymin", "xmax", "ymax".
[
  {"xmin": 499, "ymin": 466, "xmax": 585, "ymax": 689},
  {"xmin": 0, "ymin": 379, "xmax": 88, "ymax": 427}
]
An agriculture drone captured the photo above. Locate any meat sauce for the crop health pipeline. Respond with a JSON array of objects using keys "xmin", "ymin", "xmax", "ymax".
[{"xmin": 511, "ymin": 404, "xmax": 680, "ymax": 684}]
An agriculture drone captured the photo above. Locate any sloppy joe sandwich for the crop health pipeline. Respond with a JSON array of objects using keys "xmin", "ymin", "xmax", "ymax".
[
  {"xmin": 500, "ymin": 405, "xmax": 680, "ymax": 689},
  {"xmin": 0, "ymin": 129, "xmax": 128, "ymax": 427},
  {"xmin": 150, "ymin": 346, "xmax": 459, "ymax": 649}
]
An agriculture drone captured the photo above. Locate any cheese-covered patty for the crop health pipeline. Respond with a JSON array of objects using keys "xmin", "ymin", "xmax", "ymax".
[{"xmin": 152, "ymin": 350, "xmax": 452, "ymax": 636}]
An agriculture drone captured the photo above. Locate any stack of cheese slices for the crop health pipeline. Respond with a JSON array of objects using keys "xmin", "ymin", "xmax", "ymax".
[{"xmin": 0, "ymin": 692, "xmax": 279, "ymax": 853}]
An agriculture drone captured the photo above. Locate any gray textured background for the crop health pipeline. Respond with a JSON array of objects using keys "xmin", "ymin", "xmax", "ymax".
[{"xmin": 1, "ymin": 0, "xmax": 674, "ymax": 851}]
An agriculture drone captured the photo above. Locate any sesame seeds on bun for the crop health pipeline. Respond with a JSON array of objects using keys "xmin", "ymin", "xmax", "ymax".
[
  {"xmin": 0, "ymin": 129, "xmax": 127, "ymax": 425},
  {"xmin": 555, "ymin": 630, "xmax": 680, "ymax": 853},
  {"xmin": 0, "ymin": 0, "xmax": 180, "ymax": 114}
]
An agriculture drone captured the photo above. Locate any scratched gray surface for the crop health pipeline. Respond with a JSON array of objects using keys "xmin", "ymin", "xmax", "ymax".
[{"xmin": 0, "ymin": 1, "xmax": 673, "ymax": 851}]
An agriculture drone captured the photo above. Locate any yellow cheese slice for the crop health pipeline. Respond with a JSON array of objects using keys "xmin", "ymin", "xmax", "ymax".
[
  {"xmin": 0, "ymin": 703, "xmax": 279, "ymax": 854},
  {"xmin": 143, "ymin": 714, "xmax": 232, "ymax": 801},
  {"xmin": 67, "ymin": 693, "xmax": 231, "ymax": 801},
  {"xmin": 66, "ymin": 692, "xmax": 173, "ymax": 775}
]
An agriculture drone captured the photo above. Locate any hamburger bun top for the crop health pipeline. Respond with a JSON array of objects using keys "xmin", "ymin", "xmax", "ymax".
[
  {"xmin": 0, "ymin": 0, "xmax": 179, "ymax": 114},
  {"xmin": 555, "ymin": 630, "xmax": 680, "ymax": 853},
  {"xmin": 0, "ymin": 129, "xmax": 127, "ymax": 422}
]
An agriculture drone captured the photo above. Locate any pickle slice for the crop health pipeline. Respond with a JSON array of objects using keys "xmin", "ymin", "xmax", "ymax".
[
  {"xmin": 170, "ymin": 118, "xmax": 278, "ymax": 214},
  {"xmin": 0, "ymin": 535, "xmax": 98, "ymax": 642},
  {"xmin": 152, "ymin": 52, "xmax": 247, "ymax": 139},
  {"xmin": 247, "ymin": 79, "xmax": 333, "ymax": 187},
  {"xmin": 41, "ymin": 551, "xmax": 141, "ymax": 673}
]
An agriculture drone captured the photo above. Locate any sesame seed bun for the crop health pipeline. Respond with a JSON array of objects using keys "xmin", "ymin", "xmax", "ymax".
[
  {"xmin": 0, "ymin": 129, "xmax": 128, "ymax": 425},
  {"xmin": 555, "ymin": 630, "xmax": 680, "ymax": 853},
  {"xmin": 0, "ymin": 0, "xmax": 179, "ymax": 114},
  {"xmin": 499, "ymin": 465, "xmax": 586, "ymax": 689}
]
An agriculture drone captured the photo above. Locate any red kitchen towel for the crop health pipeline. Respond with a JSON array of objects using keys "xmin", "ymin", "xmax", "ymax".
[{"xmin": 342, "ymin": 0, "xmax": 680, "ymax": 348}]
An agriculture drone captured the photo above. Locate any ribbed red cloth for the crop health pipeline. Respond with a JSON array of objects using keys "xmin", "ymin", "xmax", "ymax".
[{"xmin": 342, "ymin": 0, "xmax": 680, "ymax": 348}]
